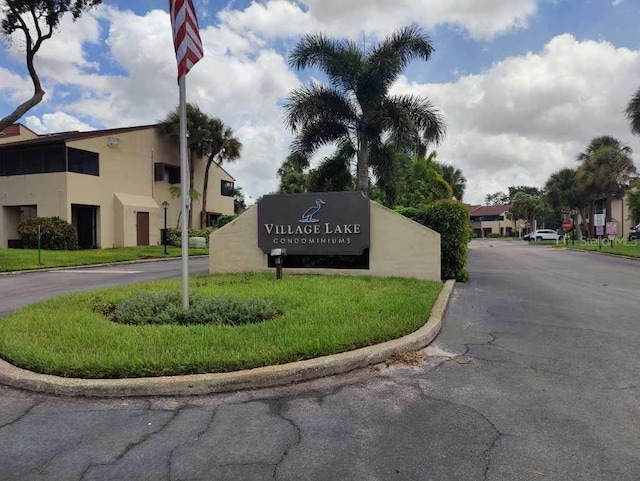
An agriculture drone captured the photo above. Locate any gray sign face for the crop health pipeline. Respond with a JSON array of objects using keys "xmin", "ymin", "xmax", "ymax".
[{"xmin": 257, "ymin": 191, "xmax": 370, "ymax": 255}]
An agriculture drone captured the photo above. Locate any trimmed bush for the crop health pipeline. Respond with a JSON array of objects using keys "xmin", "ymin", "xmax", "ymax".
[
  {"xmin": 489, "ymin": 233, "xmax": 501, "ymax": 238},
  {"xmin": 94, "ymin": 291, "xmax": 279, "ymax": 326},
  {"xmin": 165, "ymin": 228, "xmax": 215, "ymax": 247},
  {"xmin": 396, "ymin": 200, "xmax": 472, "ymax": 281},
  {"xmin": 17, "ymin": 217, "xmax": 78, "ymax": 250}
]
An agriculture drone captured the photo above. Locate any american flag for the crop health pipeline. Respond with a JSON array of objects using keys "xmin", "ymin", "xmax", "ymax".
[{"xmin": 169, "ymin": 0, "xmax": 204, "ymax": 80}]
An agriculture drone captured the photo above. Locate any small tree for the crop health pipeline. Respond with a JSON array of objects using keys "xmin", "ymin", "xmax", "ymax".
[{"xmin": 0, "ymin": 0, "xmax": 101, "ymax": 131}]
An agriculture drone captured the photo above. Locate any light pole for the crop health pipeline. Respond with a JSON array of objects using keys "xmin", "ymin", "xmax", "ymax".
[{"xmin": 162, "ymin": 201, "xmax": 169, "ymax": 255}]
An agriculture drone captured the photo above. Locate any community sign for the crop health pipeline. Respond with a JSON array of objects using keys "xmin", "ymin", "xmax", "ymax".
[{"xmin": 257, "ymin": 191, "xmax": 370, "ymax": 255}]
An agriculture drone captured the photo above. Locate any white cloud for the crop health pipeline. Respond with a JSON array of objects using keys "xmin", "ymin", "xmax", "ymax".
[
  {"xmin": 392, "ymin": 34, "xmax": 640, "ymax": 203},
  {"xmin": 219, "ymin": 0, "xmax": 539, "ymax": 40},
  {"xmin": 25, "ymin": 112, "xmax": 96, "ymax": 134}
]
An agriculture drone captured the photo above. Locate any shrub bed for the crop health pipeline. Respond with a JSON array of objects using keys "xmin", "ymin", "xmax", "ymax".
[{"xmin": 93, "ymin": 291, "xmax": 279, "ymax": 326}]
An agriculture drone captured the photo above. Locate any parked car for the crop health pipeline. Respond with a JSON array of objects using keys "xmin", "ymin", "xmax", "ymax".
[
  {"xmin": 629, "ymin": 223, "xmax": 640, "ymax": 241},
  {"xmin": 526, "ymin": 229, "xmax": 562, "ymax": 241}
]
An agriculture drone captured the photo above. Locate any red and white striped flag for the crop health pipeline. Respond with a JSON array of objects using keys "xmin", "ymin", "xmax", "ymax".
[{"xmin": 169, "ymin": 0, "xmax": 204, "ymax": 80}]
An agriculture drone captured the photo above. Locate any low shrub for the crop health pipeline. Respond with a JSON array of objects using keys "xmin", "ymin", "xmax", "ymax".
[
  {"xmin": 17, "ymin": 217, "xmax": 79, "ymax": 250},
  {"xmin": 489, "ymin": 233, "xmax": 502, "ymax": 238},
  {"xmin": 165, "ymin": 228, "xmax": 215, "ymax": 247},
  {"xmin": 94, "ymin": 291, "xmax": 280, "ymax": 326},
  {"xmin": 396, "ymin": 200, "xmax": 472, "ymax": 281}
]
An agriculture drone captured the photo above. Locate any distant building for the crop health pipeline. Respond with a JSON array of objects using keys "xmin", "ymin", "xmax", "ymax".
[
  {"xmin": 468, "ymin": 204, "xmax": 521, "ymax": 237},
  {"xmin": 0, "ymin": 124, "xmax": 235, "ymax": 248}
]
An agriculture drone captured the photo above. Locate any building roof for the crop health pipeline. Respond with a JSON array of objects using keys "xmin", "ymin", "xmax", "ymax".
[
  {"xmin": 0, "ymin": 124, "xmax": 158, "ymax": 148},
  {"xmin": 469, "ymin": 204, "xmax": 512, "ymax": 217}
]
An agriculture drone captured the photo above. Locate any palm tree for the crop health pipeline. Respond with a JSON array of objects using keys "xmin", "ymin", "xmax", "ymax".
[
  {"xmin": 545, "ymin": 168, "xmax": 589, "ymax": 238},
  {"xmin": 307, "ymin": 144, "xmax": 356, "ymax": 192},
  {"xmin": 435, "ymin": 162, "xmax": 466, "ymax": 201},
  {"xmin": 200, "ymin": 119, "xmax": 242, "ymax": 227},
  {"xmin": 169, "ymin": 186, "xmax": 201, "ymax": 228},
  {"xmin": 576, "ymin": 135, "xmax": 632, "ymax": 162},
  {"xmin": 277, "ymin": 153, "xmax": 310, "ymax": 194},
  {"xmin": 576, "ymin": 138, "xmax": 637, "ymax": 234},
  {"xmin": 285, "ymin": 25, "xmax": 446, "ymax": 196},
  {"xmin": 159, "ymin": 104, "xmax": 214, "ymax": 228},
  {"xmin": 625, "ymin": 85, "xmax": 640, "ymax": 135}
]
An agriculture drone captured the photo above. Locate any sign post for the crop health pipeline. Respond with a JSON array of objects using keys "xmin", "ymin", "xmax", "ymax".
[{"xmin": 594, "ymin": 214, "xmax": 605, "ymax": 250}]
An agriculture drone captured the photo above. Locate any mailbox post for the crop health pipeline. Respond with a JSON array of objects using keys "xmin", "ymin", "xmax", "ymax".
[{"xmin": 271, "ymin": 248, "xmax": 287, "ymax": 280}]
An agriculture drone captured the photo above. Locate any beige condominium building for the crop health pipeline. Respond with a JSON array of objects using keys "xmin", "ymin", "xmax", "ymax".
[
  {"xmin": 0, "ymin": 124, "xmax": 235, "ymax": 249},
  {"xmin": 468, "ymin": 204, "xmax": 519, "ymax": 237}
]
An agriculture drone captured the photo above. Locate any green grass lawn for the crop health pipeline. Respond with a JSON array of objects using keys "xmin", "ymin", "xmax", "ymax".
[
  {"xmin": 562, "ymin": 239, "xmax": 640, "ymax": 258},
  {"xmin": 0, "ymin": 246, "xmax": 209, "ymax": 272},
  {"xmin": 0, "ymin": 273, "xmax": 442, "ymax": 379}
]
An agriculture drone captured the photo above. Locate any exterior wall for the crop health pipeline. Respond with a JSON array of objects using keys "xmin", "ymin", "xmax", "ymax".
[
  {"xmin": 0, "ymin": 172, "xmax": 67, "ymax": 247},
  {"xmin": 610, "ymin": 196, "xmax": 637, "ymax": 239},
  {"xmin": 0, "ymin": 125, "xmax": 235, "ymax": 247},
  {"xmin": 67, "ymin": 129, "xmax": 159, "ymax": 247},
  {"xmin": 471, "ymin": 214, "xmax": 517, "ymax": 237},
  {"xmin": 192, "ymin": 159, "xmax": 235, "ymax": 225},
  {"xmin": 210, "ymin": 201, "xmax": 441, "ymax": 281}
]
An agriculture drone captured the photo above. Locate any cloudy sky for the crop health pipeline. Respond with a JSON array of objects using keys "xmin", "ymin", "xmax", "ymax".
[{"xmin": 1, "ymin": 0, "xmax": 639, "ymax": 204}]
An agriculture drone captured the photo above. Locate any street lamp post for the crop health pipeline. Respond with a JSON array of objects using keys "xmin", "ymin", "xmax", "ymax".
[{"xmin": 162, "ymin": 201, "xmax": 169, "ymax": 255}]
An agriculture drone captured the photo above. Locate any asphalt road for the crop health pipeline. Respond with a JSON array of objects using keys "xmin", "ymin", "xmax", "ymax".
[
  {"xmin": 0, "ymin": 257, "xmax": 211, "ymax": 317},
  {"xmin": 0, "ymin": 241, "xmax": 638, "ymax": 480}
]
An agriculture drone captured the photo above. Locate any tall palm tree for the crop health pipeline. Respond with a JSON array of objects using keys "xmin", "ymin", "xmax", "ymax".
[
  {"xmin": 201, "ymin": 119, "xmax": 242, "ymax": 227},
  {"xmin": 576, "ymin": 138, "xmax": 637, "ymax": 234},
  {"xmin": 576, "ymin": 135, "xmax": 632, "ymax": 162},
  {"xmin": 159, "ymin": 104, "xmax": 214, "ymax": 228},
  {"xmin": 435, "ymin": 162, "xmax": 466, "ymax": 201},
  {"xmin": 285, "ymin": 25, "xmax": 446, "ymax": 196},
  {"xmin": 625, "ymin": 85, "xmax": 640, "ymax": 135}
]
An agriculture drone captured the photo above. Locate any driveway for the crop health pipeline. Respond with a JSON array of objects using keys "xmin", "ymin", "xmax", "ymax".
[{"xmin": 0, "ymin": 240, "xmax": 638, "ymax": 480}]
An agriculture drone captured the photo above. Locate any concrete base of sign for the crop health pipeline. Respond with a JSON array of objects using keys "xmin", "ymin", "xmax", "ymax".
[{"xmin": 209, "ymin": 201, "xmax": 441, "ymax": 281}]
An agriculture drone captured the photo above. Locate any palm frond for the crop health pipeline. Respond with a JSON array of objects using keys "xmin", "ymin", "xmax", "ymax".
[
  {"xmin": 359, "ymin": 25, "xmax": 434, "ymax": 103},
  {"xmin": 290, "ymin": 120, "xmax": 350, "ymax": 156},
  {"xmin": 289, "ymin": 33, "xmax": 362, "ymax": 91},
  {"xmin": 625, "ymin": 85, "xmax": 640, "ymax": 136},
  {"xmin": 284, "ymin": 84, "xmax": 356, "ymax": 132}
]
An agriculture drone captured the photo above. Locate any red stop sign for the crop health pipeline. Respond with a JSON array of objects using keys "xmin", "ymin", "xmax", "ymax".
[{"xmin": 562, "ymin": 220, "xmax": 573, "ymax": 231}]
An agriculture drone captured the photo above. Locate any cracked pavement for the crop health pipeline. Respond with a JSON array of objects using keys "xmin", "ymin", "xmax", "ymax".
[{"xmin": 1, "ymin": 240, "xmax": 639, "ymax": 480}]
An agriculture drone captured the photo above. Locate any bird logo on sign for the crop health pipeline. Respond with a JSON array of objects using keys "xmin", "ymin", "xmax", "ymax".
[{"xmin": 299, "ymin": 199, "xmax": 326, "ymax": 223}]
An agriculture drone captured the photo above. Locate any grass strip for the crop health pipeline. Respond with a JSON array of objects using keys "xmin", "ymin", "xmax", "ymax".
[
  {"xmin": 561, "ymin": 240, "xmax": 640, "ymax": 258},
  {"xmin": 0, "ymin": 246, "xmax": 209, "ymax": 272},
  {"xmin": 0, "ymin": 273, "xmax": 442, "ymax": 379}
]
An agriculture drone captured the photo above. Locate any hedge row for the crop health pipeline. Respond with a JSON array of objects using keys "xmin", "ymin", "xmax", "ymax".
[
  {"xmin": 164, "ymin": 216, "xmax": 238, "ymax": 247},
  {"xmin": 17, "ymin": 217, "xmax": 78, "ymax": 250},
  {"xmin": 396, "ymin": 200, "xmax": 472, "ymax": 281}
]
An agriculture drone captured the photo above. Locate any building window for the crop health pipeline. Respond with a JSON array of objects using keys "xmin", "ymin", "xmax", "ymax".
[
  {"xmin": 221, "ymin": 180, "xmax": 234, "ymax": 197},
  {"xmin": 68, "ymin": 148, "xmax": 99, "ymax": 176},
  {"xmin": 0, "ymin": 143, "xmax": 96, "ymax": 176},
  {"xmin": 154, "ymin": 163, "xmax": 180, "ymax": 184}
]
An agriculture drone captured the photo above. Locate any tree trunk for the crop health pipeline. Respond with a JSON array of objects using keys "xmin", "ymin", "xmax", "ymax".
[
  {"xmin": 357, "ymin": 142, "xmax": 369, "ymax": 196},
  {"xmin": 201, "ymin": 155, "xmax": 213, "ymax": 228},
  {"xmin": 0, "ymin": 41, "xmax": 45, "ymax": 132}
]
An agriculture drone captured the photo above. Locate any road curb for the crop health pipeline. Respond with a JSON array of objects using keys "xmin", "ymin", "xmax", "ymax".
[
  {"xmin": 564, "ymin": 248, "xmax": 640, "ymax": 262},
  {"xmin": 0, "ymin": 255, "xmax": 209, "ymax": 276},
  {"xmin": 0, "ymin": 280, "xmax": 455, "ymax": 397}
]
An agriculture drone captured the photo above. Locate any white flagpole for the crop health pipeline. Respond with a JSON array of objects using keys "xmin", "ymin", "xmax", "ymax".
[{"xmin": 179, "ymin": 76, "xmax": 189, "ymax": 308}]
